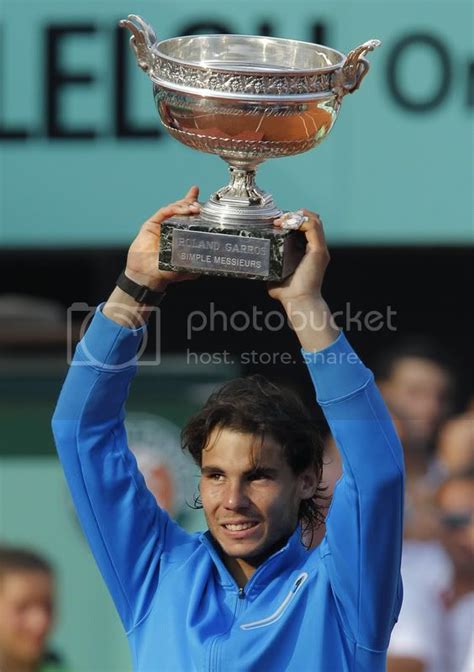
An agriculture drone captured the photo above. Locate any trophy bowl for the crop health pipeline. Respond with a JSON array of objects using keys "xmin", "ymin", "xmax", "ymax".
[{"xmin": 120, "ymin": 15, "xmax": 381, "ymax": 280}]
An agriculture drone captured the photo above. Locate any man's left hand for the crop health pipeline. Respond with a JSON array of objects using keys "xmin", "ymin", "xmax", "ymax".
[{"xmin": 267, "ymin": 209, "xmax": 330, "ymax": 307}]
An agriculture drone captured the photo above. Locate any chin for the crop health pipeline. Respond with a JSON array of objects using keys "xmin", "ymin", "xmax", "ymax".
[
  {"xmin": 223, "ymin": 540, "xmax": 267, "ymax": 559},
  {"xmin": 212, "ymin": 528, "xmax": 265, "ymax": 556},
  {"xmin": 16, "ymin": 650, "xmax": 44, "ymax": 666}
]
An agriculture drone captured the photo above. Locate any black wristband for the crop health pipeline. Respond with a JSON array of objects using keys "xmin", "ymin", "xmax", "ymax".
[{"xmin": 116, "ymin": 271, "xmax": 167, "ymax": 307}]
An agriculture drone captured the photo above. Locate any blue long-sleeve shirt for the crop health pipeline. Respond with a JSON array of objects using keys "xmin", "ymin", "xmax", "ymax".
[{"xmin": 52, "ymin": 308, "xmax": 404, "ymax": 672}]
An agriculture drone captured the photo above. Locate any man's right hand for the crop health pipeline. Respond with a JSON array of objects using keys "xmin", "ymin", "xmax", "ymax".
[
  {"xmin": 102, "ymin": 186, "xmax": 201, "ymax": 328},
  {"xmin": 124, "ymin": 185, "xmax": 201, "ymax": 291}
]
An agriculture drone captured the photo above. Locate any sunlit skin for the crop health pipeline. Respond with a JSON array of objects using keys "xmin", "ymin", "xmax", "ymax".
[
  {"xmin": 380, "ymin": 357, "xmax": 452, "ymax": 446},
  {"xmin": 200, "ymin": 427, "xmax": 319, "ymax": 588},
  {"xmin": 0, "ymin": 570, "xmax": 54, "ymax": 671}
]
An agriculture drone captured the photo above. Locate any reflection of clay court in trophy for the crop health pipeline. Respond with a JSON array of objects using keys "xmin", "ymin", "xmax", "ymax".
[{"xmin": 120, "ymin": 15, "xmax": 380, "ymax": 280}]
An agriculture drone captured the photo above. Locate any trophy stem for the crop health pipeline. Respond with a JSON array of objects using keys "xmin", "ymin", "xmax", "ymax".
[
  {"xmin": 216, "ymin": 166, "xmax": 264, "ymax": 206},
  {"xmin": 200, "ymin": 162, "xmax": 282, "ymax": 227}
]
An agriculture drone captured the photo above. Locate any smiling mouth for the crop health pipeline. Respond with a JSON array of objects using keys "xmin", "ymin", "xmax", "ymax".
[{"xmin": 222, "ymin": 522, "xmax": 259, "ymax": 531}]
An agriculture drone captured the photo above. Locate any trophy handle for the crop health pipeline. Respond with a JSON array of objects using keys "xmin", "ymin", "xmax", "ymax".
[
  {"xmin": 334, "ymin": 39, "xmax": 381, "ymax": 97},
  {"xmin": 119, "ymin": 14, "xmax": 157, "ymax": 73}
]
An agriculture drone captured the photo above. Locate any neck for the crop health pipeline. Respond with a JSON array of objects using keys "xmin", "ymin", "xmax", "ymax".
[
  {"xmin": 221, "ymin": 532, "xmax": 294, "ymax": 588},
  {"xmin": 223, "ymin": 556, "xmax": 254, "ymax": 588},
  {"xmin": 0, "ymin": 656, "xmax": 39, "ymax": 672}
]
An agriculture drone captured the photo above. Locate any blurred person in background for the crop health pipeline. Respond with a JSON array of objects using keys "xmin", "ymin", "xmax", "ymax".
[
  {"xmin": 0, "ymin": 546, "xmax": 69, "ymax": 672},
  {"xmin": 126, "ymin": 412, "xmax": 205, "ymax": 531},
  {"xmin": 374, "ymin": 339, "xmax": 454, "ymax": 455},
  {"xmin": 375, "ymin": 341, "xmax": 455, "ymax": 541},
  {"xmin": 435, "ymin": 412, "xmax": 474, "ymax": 479},
  {"xmin": 388, "ymin": 470, "xmax": 474, "ymax": 672}
]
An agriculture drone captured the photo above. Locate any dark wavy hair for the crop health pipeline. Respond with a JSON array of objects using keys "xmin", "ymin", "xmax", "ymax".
[
  {"xmin": 181, "ymin": 374, "xmax": 326, "ymax": 546},
  {"xmin": 0, "ymin": 545, "xmax": 53, "ymax": 579}
]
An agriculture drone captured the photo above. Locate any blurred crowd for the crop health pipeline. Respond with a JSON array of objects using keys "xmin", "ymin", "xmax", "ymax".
[
  {"xmin": 1, "ymin": 337, "xmax": 472, "ymax": 671},
  {"xmin": 378, "ymin": 341, "xmax": 473, "ymax": 672}
]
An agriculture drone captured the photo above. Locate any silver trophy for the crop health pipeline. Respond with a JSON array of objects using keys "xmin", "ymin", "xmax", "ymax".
[{"xmin": 120, "ymin": 15, "xmax": 380, "ymax": 281}]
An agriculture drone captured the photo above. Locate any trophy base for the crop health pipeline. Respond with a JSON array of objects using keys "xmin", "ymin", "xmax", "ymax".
[{"xmin": 159, "ymin": 215, "xmax": 305, "ymax": 281}]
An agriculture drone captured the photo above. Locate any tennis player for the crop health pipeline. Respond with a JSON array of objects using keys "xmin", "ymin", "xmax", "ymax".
[{"xmin": 52, "ymin": 186, "xmax": 404, "ymax": 671}]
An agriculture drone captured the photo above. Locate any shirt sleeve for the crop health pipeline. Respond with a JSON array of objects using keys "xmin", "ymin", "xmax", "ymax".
[
  {"xmin": 51, "ymin": 307, "xmax": 192, "ymax": 633},
  {"xmin": 303, "ymin": 332, "xmax": 405, "ymax": 651}
]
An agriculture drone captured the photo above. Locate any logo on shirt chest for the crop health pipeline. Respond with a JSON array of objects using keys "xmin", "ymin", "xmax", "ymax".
[{"xmin": 240, "ymin": 572, "xmax": 309, "ymax": 631}]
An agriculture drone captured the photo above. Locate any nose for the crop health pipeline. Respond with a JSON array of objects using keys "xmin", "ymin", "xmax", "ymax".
[{"xmin": 223, "ymin": 479, "xmax": 250, "ymax": 510}]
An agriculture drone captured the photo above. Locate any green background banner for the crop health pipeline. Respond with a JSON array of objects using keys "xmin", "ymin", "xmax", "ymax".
[{"xmin": 0, "ymin": 1, "xmax": 472, "ymax": 246}]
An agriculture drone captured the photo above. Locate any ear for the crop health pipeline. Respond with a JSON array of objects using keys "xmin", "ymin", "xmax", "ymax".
[{"xmin": 297, "ymin": 467, "xmax": 320, "ymax": 500}]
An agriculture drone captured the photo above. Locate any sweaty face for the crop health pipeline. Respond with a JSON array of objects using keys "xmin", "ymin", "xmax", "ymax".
[
  {"xmin": 0, "ymin": 570, "xmax": 54, "ymax": 665},
  {"xmin": 200, "ymin": 427, "xmax": 316, "ymax": 581},
  {"xmin": 382, "ymin": 357, "xmax": 451, "ymax": 445}
]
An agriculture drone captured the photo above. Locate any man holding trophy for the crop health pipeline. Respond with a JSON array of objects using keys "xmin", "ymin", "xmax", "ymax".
[
  {"xmin": 52, "ymin": 186, "xmax": 404, "ymax": 671},
  {"xmin": 52, "ymin": 16, "xmax": 404, "ymax": 671}
]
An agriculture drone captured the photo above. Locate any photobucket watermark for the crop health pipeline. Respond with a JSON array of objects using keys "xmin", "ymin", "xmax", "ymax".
[
  {"xmin": 187, "ymin": 301, "xmax": 397, "ymax": 339},
  {"xmin": 186, "ymin": 349, "xmax": 296, "ymax": 366},
  {"xmin": 185, "ymin": 349, "xmax": 366, "ymax": 367},
  {"xmin": 66, "ymin": 302, "xmax": 161, "ymax": 368}
]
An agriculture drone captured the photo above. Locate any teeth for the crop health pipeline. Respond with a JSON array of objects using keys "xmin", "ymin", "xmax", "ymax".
[{"xmin": 224, "ymin": 522, "xmax": 257, "ymax": 531}]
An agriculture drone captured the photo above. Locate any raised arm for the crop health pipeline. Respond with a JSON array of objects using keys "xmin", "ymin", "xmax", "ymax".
[
  {"xmin": 268, "ymin": 210, "xmax": 404, "ymax": 652},
  {"xmin": 52, "ymin": 188, "xmax": 202, "ymax": 633}
]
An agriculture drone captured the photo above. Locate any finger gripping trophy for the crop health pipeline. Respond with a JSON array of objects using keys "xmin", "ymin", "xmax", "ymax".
[{"xmin": 120, "ymin": 15, "xmax": 381, "ymax": 281}]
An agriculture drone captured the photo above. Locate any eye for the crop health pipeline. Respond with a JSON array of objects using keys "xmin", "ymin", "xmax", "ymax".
[
  {"xmin": 207, "ymin": 472, "xmax": 224, "ymax": 482},
  {"xmin": 248, "ymin": 470, "xmax": 272, "ymax": 482}
]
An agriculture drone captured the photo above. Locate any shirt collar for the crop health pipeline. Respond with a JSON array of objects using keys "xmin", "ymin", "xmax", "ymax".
[{"xmin": 199, "ymin": 526, "xmax": 308, "ymax": 593}]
